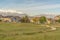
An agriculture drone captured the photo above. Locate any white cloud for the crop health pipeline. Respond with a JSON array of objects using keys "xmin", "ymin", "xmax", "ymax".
[
  {"xmin": 18, "ymin": 4, "xmax": 60, "ymax": 16},
  {"xmin": 21, "ymin": 4, "xmax": 60, "ymax": 10}
]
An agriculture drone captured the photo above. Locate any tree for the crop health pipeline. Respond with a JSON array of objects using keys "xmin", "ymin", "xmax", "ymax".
[
  {"xmin": 21, "ymin": 16, "xmax": 30, "ymax": 23},
  {"xmin": 39, "ymin": 16, "xmax": 47, "ymax": 24}
]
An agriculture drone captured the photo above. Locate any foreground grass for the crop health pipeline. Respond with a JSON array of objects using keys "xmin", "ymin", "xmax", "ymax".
[{"xmin": 0, "ymin": 23, "xmax": 60, "ymax": 40}]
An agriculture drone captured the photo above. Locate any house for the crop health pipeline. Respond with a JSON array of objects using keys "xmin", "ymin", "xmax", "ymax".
[
  {"xmin": 46, "ymin": 18, "xmax": 53, "ymax": 24},
  {"xmin": 54, "ymin": 16, "xmax": 60, "ymax": 20},
  {"xmin": 11, "ymin": 16, "xmax": 21, "ymax": 23},
  {"xmin": 0, "ymin": 16, "xmax": 12, "ymax": 22},
  {"xmin": 3, "ymin": 16, "xmax": 22, "ymax": 23},
  {"xmin": 54, "ymin": 15, "xmax": 60, "ymax": 23},
  {"xmin": 0, "ymin": 17, "xmax": 11, "ymax": 22},
  {"xmin": 29, "ymin": 17, "xmax": 40, "ymax": 24}
]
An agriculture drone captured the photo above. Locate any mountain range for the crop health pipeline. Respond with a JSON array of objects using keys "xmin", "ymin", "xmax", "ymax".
[
  {"xmin": 0, "ymin": 9, "xmax": 57, "ymax": 18},
  {"xmin": 0, "ymin": 9, "xmax": 26, "ymax": 17}
]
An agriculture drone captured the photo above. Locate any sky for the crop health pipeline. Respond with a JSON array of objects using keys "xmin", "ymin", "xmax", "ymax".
[{"xmin": 0, "ymin": 0, "xmax": 60, "ymax": 16}]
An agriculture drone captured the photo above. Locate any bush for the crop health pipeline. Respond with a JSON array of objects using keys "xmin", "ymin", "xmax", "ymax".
[{"xmin": 39, "ymin": 16, "xmax": 47, "ymax": 24}]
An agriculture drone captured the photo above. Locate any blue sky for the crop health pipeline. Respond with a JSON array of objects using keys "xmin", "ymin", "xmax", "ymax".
[{"xmin": 0, "ymin": 0, "xmax": 60, "ymax": 16}]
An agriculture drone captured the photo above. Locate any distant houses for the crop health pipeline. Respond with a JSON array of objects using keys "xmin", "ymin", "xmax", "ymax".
[
  {"xmin": 54, "ymin": 15, "xmax": 60, "ymax": 23},
  {"xmin": 0, "ymin": 14, "xmax": 60, "ymax": 24},
  {"xmin": 0, "ymin": 17, "xmax": 11, "ymax": 22},
  {"xmin": 11, "ymin": 16, "xmax": 21, "ymax": 23},
  {"xmin": 0, "ymin": 15, "xmax": 25, "ymax": 23}
]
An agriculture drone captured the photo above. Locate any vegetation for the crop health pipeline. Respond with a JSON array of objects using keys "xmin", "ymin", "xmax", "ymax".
[
  {"xmin": 39, "ymin": 16, "xmax": 47, "ymax": 24},
  {"xmin": 0, "ymin": 23, "xmax": 59, "ymax": 40},
  {"xmin": 21, "ymin": 16, "xmax": 30, "ymax": 23}
]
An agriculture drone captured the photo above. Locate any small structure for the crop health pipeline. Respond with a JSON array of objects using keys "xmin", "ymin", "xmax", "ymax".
[
  {"xmin": 0, "ymin": 18, "xmax": 11, "ymax": 22},
  {"xmin": 11, "ymin": 16, "xmax": 21, "ymax": 23},
  {"xmin": 54, "ymin": 15, "xmax": 60, "ymax": 23},
  {"xmin": 30, "ymin": 17, "xmax": 40, "ymax": 24},
  {"xmin": 46, "ymin": 18, "xmax": 53, "ymax": 24}
]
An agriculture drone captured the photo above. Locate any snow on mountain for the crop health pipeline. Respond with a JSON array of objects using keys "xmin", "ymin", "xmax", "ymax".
[
  {"xmin": 0, "ymin": 9, "xmax": 23, "ymax": 14},
  {"xmin": 0, "ymin": 9, "xmax": 26, "ymax": 17}
]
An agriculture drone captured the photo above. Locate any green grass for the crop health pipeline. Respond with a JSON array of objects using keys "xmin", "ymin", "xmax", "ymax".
[{"xmin": 0, "ymin": 23, "xmax": 60, "ymax": 40}]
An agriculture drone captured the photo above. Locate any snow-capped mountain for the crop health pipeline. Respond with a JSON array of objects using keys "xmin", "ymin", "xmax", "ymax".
[
  {"xmin": 0, "ymin": 9, "xmax": 26, "ymax": 17},
  {"xmin": 0, "ymin": 9, "xmax": 23, "ymax": 13}
]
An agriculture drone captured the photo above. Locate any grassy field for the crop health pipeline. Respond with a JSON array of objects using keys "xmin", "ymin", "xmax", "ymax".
[{"xmin": 0, "ymin": 23, "xmax": 60, "ymax": 40}]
